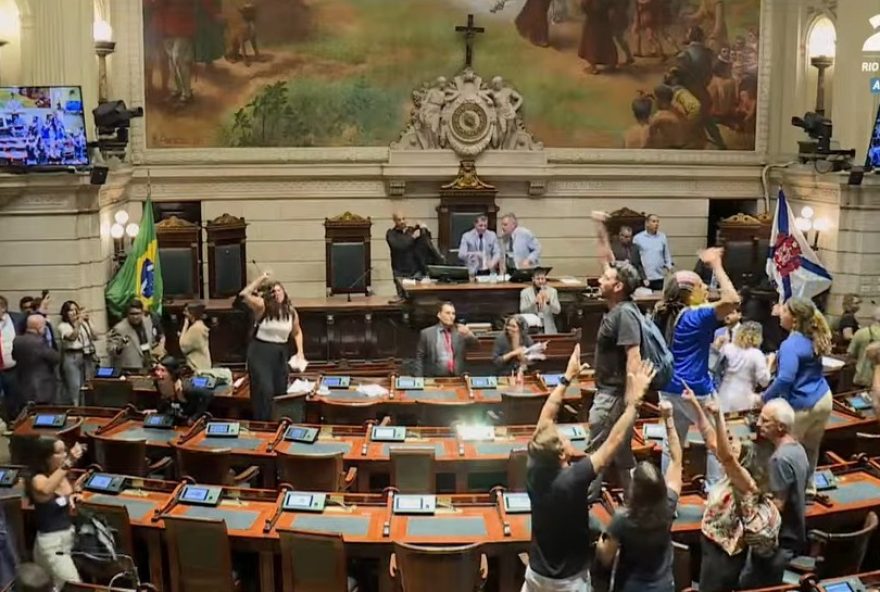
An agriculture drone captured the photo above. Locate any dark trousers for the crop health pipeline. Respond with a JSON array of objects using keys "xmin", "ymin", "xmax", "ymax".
[
  {"xmin": 740, "ymin": 546, "xmax": 793, "ymax": 589},
  {"xmin": 0, "ymin": 370, "xmax": 19, "ymax": 422},
  {"xmin": 647, "ymin": 279, "xmax": 664, "ymax": 291},
  {"xmin": 247, "ymin": 339, "xmax": 289, "ymax": 421},
  {"xmin": 699, "ymin": 535, "xmax": 746, "ymax": 592}
]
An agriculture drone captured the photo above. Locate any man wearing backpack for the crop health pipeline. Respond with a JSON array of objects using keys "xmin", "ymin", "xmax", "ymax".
[
  {"xmin": 657, "ymin": 247, "xmax": 741, "ymax": 487},
  {"xmin": 588, "ymin": 213, "xmax": 647, "ymax": 499}
]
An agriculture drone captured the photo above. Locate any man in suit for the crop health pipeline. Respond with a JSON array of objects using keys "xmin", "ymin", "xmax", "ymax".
[
  {"xmin": 610, "ymin": 225, "xmax": 643, "ymax": 278},
  {"xmin": 12, "ymin": 315, "xmax": 60, "ymax": 405},
  {"xmin": 107, "ymin": 300, "xmax": 165, "ymax": 372},
  {"xmin": 0, "ymin": 295, "xmax": 25, "ymax": 419},
  {"xmin": 500, "ymin": 213, "xmax": 542, "ymax": 270},
  {"xmin": 414, "ymin": 302, "xmax": 478, "ymax": 377},
  {"xmin": 458, "ymin": 215, "xmax": 501, "ymax": 275}
]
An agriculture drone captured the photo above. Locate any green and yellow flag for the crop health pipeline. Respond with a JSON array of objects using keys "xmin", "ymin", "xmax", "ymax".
[{"xmin": 105, "ymin": 197, "xmax": 163, "ymax": 317}]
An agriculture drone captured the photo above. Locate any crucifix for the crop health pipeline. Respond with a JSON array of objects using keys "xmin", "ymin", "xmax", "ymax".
[{"xmin": 455, "ymin": 14, "xmax": 485, "ymax": 69}]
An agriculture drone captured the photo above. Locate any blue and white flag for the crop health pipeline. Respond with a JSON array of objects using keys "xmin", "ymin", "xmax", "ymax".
[{"xmin": 765, "ymin": 190, "xmax": 832, "ymax": 303}]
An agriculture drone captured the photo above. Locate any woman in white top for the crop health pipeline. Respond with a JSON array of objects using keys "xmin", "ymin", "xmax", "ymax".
[
  {"xmin": 58, "ymin": 300, "xmax": 96, "ymax": 406},
  {"xmin": 239, "ymin": 272, "xmax": 305, "ymax": 420},
  {"xmin": 715, "ymin": 321, "xmax": 771, "ymax": 413}
]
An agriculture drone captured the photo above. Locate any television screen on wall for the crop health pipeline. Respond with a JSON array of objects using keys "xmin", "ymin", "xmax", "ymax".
[{"xmin": 0, "ymin": 86, "xmax": 89, "ymax": 167}]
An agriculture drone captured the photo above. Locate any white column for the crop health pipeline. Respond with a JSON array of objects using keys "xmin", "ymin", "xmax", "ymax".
[
  {"xmin": 830, "ymin": 0, "xmax": 880, "ymax": 162},
  {"xmin": 19, "ymin": 0, "xmax": 97, "ymax": 131}
]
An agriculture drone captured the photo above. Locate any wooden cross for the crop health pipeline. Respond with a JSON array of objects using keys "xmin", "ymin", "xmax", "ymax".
[{"xmin": 455, "ymin": 14, "xmax": 485, "ymax": 68}]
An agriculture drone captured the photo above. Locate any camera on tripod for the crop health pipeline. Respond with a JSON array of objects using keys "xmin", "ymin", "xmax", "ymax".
[{"xmin": 791, "ymin": 112, "xmax": 855, "ymax": 172}]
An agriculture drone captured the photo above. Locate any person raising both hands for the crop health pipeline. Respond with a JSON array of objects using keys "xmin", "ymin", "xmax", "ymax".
[{"xmin": 522, "ymin": 345, "xmax": 655, "ymax": 592}]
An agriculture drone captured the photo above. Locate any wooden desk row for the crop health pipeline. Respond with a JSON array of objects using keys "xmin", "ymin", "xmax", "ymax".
[
  {"xmin": 7, "ymin": 461, "xmax": 880, "ymax": 592},
  {"xmin": 13, "ymin": 406, "xmax": 637, "ymax": 492},
  {"xmin": 87, "ymin": 373, "xmax": 594, "ymax": 425}
]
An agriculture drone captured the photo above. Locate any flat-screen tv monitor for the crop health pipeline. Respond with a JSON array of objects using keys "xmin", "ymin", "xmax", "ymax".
[
  {"xmin": 0, "ymin": 86, "xmax": 89, "ymax": 167},
  {"xmin": 866, "ymin": 101, "xmax": 880, "ymax": 169},
  {"xmin": 427, "ymin": 265, "xmax": 469, "ymax": 283}
]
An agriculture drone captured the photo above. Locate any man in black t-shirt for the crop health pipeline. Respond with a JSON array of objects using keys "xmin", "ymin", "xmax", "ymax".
[
  {"xmin": 524, "ymin": 344, "xmax": 654, "ymax": 591},
  {"xmin": 588, "ymin": 212, "xmax": 644, "ymax": 499}
]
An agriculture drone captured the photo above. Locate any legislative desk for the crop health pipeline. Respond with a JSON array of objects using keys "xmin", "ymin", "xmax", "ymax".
[
  {"xmin": 44, "ymin": 475, "xmax": 532, "ymax": 592},
  {"xmin": 13, "ymin": 406, "xmax": 646, "ymax": 493},
  {"xmin": 86, "ymin": 372, "xmax": 594, "ymax": 425}
]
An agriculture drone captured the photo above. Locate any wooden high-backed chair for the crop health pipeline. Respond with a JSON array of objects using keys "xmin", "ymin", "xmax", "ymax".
[
  {"xmin": 500, "ymin": 392, "xmax": 549, "ymax": 425},
  {"xmin": 390, "ymin": 448, "xmax": 436, "ymax": 493},
  {"xmin": 390, "ymin": 541, "xmax": 487, "ymax": 592},
  {"xmin": 793, "ymin": 511, "xmax": 879, "ymax": 579},
  {"xmin": 278, "ymin": 529, "xmax": 354, "ymax": 592},
  {"xmin": 605, "ymin": 206, "xmax": 647, "ymax": 237},
  {"xmin": 164, "ymin": 515, "xmax": 237, "ymax": 592},
  {"xmin": 174, "ymin": 446, "xmax": 259, "ymax": 487},
  {"xmin": 507, "ymin": 448, "xmax": 529, "ymax": 492},
  {"xmin": 0, "ymin": 494, "xmax": 26, "ymax": 562},
  {"xmin": 275, "ymin": 451, "xmax": 357, "ymax": 492},
  {"xmin": 89, "ymin": 379, "xmax": 135, "ymax": 408},
  {"xmin": 92, "ymin": 432, "xmax": 172, "ymax": 477}
]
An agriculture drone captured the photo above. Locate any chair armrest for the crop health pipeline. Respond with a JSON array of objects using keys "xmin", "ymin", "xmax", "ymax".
[
  {"xmin": 807, "ymin": 528, "xmax": 830, "ymax": 545},
  {"xmin": 518, "ymin": 553, "xmax": 529, "ymax": 567},
  {"xmin": 479, "ymin": 553, "xmax": 488, "ymax": 581},
  {"xmin": 147, "ymin": 456, "xmax": 173, "ymax": 474},
  {"xmin": 342, "ymin": 467, "xmax": 358, "ymax": 490},
  {"xmin": 487, "ymin": 411, "xmax": 501, "ymax": 422},
  {"xmin": 561, "ymin": 404, "xmax": 580, "ymax": 422},
  {"xmin": 232, "ymin": 465, "xmax": 261, "ymax": 485},
  {"xmin": 856, "ymin": 432, "xmax": 880, "ymax": 439}
]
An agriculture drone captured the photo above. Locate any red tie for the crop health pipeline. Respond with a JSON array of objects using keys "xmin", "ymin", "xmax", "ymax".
[{"xmin": 443, "ymin": 329, "xmax": 454, "ymax": 374}]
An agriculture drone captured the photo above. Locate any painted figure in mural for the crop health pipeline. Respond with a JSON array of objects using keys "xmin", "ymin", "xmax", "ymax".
[
  {"xmin": 632, "ymin": 0, "xmax": 677, "ymax": 59},
  {"xmin": 624, "ymin": 92, "xmax": 653, "ymax": 148},
  {"xmin": 708, "ymin": 53, "xmax": 737, "ymax": 126},
  {"xmin": 689, "ymin": 0, "xmax": 728, "ymax": 52},
  {"xmin": 648, "ymin": 85, "xmax": 686, "ymax": 149},
  {"xmin": 143, "ymin": 0, "xmax": 170, "ymax": 95},
  {"xmin": 610, "ymin": 0, "xmax": 635, "ymax": 66},
  {"xmin": 227, "ymin": 2, "xmax": 260, "ymax": 66},
  {"xmin": 515, "ymin": 0, "xmax": 553, "ymax": 47},
  {"xmin": 159, "ymin": 0, "xmax": 197, "ymax": 104},
  {"xmin": 579, "ymin": 0, "xmax": 619, "ymax": 75},
  {"xmin": 194, "ymin": 0, "xmax": 224, "ymax": 70}
]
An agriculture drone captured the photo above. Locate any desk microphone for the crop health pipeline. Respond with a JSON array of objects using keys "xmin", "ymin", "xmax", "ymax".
[{"xmin": 345, "ymin": 267, "xmax": 373, "ymax": 303}]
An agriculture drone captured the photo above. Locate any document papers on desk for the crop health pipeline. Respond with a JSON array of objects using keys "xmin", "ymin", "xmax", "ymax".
[
  {"xmin": 287, "ymin": 379, "xmax": 314, "ymax": 395},
  {"xmin": 558, "ymin": 277, "xmax": 582, "ymax": 285},
  {"xmin": 356, "ymin": 384, "xmax": 389, "ymax": 398}
]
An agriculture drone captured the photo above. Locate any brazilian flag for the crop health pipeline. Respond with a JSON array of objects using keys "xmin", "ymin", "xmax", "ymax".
[{"xmin": 105, "ymin": 197, "xmax": 163, "ymax": 317}]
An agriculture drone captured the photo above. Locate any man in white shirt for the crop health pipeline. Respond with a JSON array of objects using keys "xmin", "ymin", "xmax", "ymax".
[
  {"xmin": 0, "ymin": 296, "xmax": 22, "ymax": 420},
  {"xmin": 633, "ymin": 214, "xmax": 673, "ymax": 290},
  {"xmin": 458, "ymin": 215, "xmax": 501, "ymax": 275}
]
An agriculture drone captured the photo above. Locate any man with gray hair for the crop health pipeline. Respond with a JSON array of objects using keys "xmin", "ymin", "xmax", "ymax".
[
  {"xmin": 744, "ymin": 398, "xmax": 809, "ymax": 588},
  {"xmin": 500, "ymin": 213, "xmax": 542, "ymax": 270}
]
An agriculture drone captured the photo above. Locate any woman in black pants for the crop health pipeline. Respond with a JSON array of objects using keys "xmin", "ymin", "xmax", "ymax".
[{"xmin": 240, "ymin": 272, "xmax": 305, "ymax": 420}]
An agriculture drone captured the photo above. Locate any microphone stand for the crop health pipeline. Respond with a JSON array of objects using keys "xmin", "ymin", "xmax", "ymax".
[{"xmin": 345, "ymin": 267, "xmax": 373, "ymax": 303}]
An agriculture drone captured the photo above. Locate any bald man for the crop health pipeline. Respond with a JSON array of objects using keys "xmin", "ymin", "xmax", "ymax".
[
  {"xmin": 386, "ymin": 212, "xmax": 421, "ymax": 278},
  {"xmin": 12, "ymin": 315, "xmax": 60, "ymax": 405}
]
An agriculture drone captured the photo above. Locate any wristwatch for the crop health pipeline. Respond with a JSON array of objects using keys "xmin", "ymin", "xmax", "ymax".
[{"xmin": 559, "ymin": 376, "xmax": 572, "ymax": 387}]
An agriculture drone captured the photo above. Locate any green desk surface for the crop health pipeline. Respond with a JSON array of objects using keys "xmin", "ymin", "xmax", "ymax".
[
  {"xmin": 292, "ymin": 514, "xmax": 371, "ymax": 536},
  {"xmin": 180, "ymin": 505, "xmax": 261, "ymax": 530},
  {"xmin": 85, "ymin": 494, "xmax": 157, "ymax": 521},
  {"xmin": 198, "ymin": 437, "xmax": 264, "ymax": 451},
  {"xmin": 113, "ymin": 427, "xmax": 179, "ymax": 443},
  {"xmin": 282, "ymin": 441, "xmax": 352, "ymax": 455}
]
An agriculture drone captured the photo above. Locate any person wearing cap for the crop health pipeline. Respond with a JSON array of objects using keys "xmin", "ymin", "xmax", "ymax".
[
  {"xmin": 520, "ymin": 268, "xmax": 560, "ymax": 334},
  {"xmin": 652, "ymin": 247, "xmax": 740, "ymax": 487}
]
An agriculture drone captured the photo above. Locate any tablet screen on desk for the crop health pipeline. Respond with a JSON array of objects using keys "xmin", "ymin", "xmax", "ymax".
[
  {"xmin": 470, "ymin": 376, "xmax": 497, "ymax": 389},
  {"xmin": 542, "ymin": 374, "xmax": 563, "ymax": 387},
  {"xmin": 395, "ymin": 377, "xmax": 423, "ymax": 390},
  {"xmin": 286, "ymin": 493, "xmax": 312, "ymax": 507},
  {"xmin": 182, "ymin": 487, "xmax": 210, "ymax": 502},
  {"xmin": 373, "ymin": 427, "xmax": 397, "ymax": 440},
  {"xmin": 397, "ymin": 496, "xmax": 426, "ymax": 510},
  {"xmin": 849, "ymin": 395, "xmax": 872, "ymax": 411},
  {"xmin": 95, "ymin": 367, "xmax": 117, "ymax": 378},
  {"xmin": 322, "ymin": 376, "xmax": 350, "ymax": 389},
  {"xmin": 206, "ymin": 423, "xmax": 237, "ymax": 436},
  {"xmin": 89, "ymin": 474, "xmax": 113, "ymax": 489},
  {"xmin": 504, "ymin": 493, "xmax": 531, "ymax": 513},
  {"xmin": 33, "ymin": 414, "xmax": 65, "ymax": 428},
  {"xmin": 824, "ymin": 583, "xmax": 854, "ymax": 592},
  {"xmin": 190, "ymin": 376, "xmax": 210, "ymax": 389}
]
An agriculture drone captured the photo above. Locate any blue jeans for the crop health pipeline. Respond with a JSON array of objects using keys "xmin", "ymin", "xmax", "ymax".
[{"xmin": 659, "ymin": 392, "xmax": 723, "ymax": 488}]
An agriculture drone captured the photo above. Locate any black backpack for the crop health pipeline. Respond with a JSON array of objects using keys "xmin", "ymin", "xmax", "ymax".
[
  {"xmin": 624, "ymin": 302, "xmax": 675, "ymax": 391},
  {"xmin": 72, "ymin": 507, "xmax": 119, "ymax": 568}
]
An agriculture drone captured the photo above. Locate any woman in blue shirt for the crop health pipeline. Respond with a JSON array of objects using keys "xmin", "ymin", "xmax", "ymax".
[
  {"xmin": 653, "ymin": 248, "xmax": 740, "ymax": 487},
  {"xmin": 762, "ymin": 297, "xmax": 832, "ymax": 492}
]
